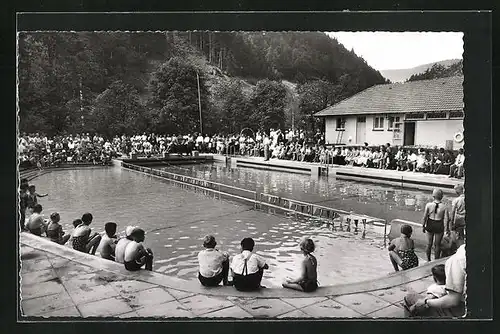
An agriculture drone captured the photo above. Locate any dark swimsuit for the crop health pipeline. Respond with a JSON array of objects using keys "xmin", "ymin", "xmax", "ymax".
[
  {"xmin": 426, "ymin": 202, "xmax": 444, "ymax": 234},
  {"xmin": 72, "ymin": 236, "xmax": 87, "ymax": 252},
  {"xmin": 298, "ymin": 254, "xmax": 318, "ymax": 292},
  {"xmin": 398, "ymin": 249, "xmax": 419, "ymax": 270}
]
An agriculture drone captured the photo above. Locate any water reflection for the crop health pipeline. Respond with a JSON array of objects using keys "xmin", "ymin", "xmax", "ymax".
[{"xmin": 160, "ymin": 163, "xmax": 455, "ymax": 223}]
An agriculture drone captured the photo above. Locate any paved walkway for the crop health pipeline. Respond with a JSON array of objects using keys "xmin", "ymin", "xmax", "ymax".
[{"xmin": 20, "ymin": 233, "xmax": 444, "ymax": 319}]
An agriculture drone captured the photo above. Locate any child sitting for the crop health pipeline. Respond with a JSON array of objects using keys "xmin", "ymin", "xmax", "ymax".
[
  {"xmin": 388, "ymin": 224, "xmax": 419, "ymax": 272},
  {"xmin": 46, "ymin": 212, "xmax": 71, "ymax": 245},
  {"xmin": 97, "ymin": 222, "xmax": 118, "ymax": 261},
  {"xmin": 123, "ymin": 227, "xmax": 154, "ymax": 271},
  {"xmin": 282, "ymin": 238, "xmax": 318, "ymax": 292},
  {"xmin": 404, "ymin": 264, "xmax": 447, "ymax": 316}
]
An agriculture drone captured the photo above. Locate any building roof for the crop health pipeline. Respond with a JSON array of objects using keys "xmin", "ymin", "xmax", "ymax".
[{"xmin": 315, "ymin": 76, "xmax": 464, "ymax": 117}]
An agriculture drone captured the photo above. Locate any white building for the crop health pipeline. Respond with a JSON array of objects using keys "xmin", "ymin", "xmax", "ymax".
[{"xmin": 314, "ymin": 76, "xmax": 464, "ymax": 149}]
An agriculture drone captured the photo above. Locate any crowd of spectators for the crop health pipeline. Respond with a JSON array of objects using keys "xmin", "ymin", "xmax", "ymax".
[
  {"xmin": 18, "ymin": 133, "xmax": 118, "ymax": 169},
  {"xmin": 18, "ymin": 130, "xmax": 465, "ymax": 178}
]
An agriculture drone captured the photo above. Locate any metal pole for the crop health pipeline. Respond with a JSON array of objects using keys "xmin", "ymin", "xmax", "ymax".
[{"xmin": 196, "ymin": 71, "xmax": 203, "ymax": 135}]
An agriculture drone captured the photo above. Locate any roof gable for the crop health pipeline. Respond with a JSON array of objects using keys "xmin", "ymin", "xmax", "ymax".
[{"xmin": 315, "ymin": 76, "xmax": 464, "ymax": 117}]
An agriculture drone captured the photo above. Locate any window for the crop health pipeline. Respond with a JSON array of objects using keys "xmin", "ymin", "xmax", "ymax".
[
  {"xmin": 406, "ymin": 112, "xmax": 425, "ymax": 120},
  {"xmin": 336, "ymin": 117, "xmax": 346, "ymax": 130},
  {"xmin": 388, "ymin": 116, "xmax": 401, "ymax": 130},
  {"xmin": 373, "ymin": 116, "xmax": 384, "ymax": 130},
  {"xmin": 449, "ymin": 111, "xmax": 464, "ymax": 119},
  {"xmin": 426, "ymin": 111, "xmax": 448, "ymax": 119}
]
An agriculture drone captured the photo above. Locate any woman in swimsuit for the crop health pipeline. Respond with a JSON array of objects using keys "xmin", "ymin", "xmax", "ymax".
[
  {"xmin": 282, "ymin": 238, "xmax": 318, "ymax": 292},
  {"xmin": 422, "ymin": 189, "xmax": 450, "ymax": 261},
  {"xmin": 46, "ymin": 212, "xmax": 71, "ymax": 245},
  {"xmin": 388, "ymin": 224, "xmax": 419, "ymax": 271}
]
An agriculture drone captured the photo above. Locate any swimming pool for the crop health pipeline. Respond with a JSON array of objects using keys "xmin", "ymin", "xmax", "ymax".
[
  {"xmin": 31, "ymin": 166, "xmax": 403, "ymax": 287},
  {"xmin": 158, "ymin": 162, "xmax": 455, "ymax": 224}
]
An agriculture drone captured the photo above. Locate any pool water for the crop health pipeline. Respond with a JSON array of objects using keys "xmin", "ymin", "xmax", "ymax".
[
  {"xmin": 159, "ymin": 162, "xmax": 455, "ymax": 224},
  {"xmin": 31, "ymin": 166, "xmax": 403, "ymax": 287}
]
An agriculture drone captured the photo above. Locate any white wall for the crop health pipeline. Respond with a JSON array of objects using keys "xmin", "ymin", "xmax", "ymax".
[
  {"xmin": 324, "ymin": 116, "xmax": 356, "ymax": 145},
  {"xmin": 365, "ymin": 115, "xmax": 394, "ymax": 145},
  {"xmin": 324, "ymin": 115, "xmax": 464, "ymax": 148},
  {"xmin": 415, "ymin": 119, "xmax": 464, "ymax": 149}
]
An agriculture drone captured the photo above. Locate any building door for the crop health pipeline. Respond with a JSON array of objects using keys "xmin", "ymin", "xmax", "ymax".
[
  {"xmin": 356, "ymin": 116, "xmax": 366, "ymax": 144},
  {"xmin": 404, "ymin": 122, "xmax": 416, "ymax": 146}
]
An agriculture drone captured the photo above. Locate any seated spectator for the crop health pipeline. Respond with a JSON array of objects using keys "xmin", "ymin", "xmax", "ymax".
[
  {"xmin": 404, "ymin": 244, "xmax": 466, "ymax": 318},
  {"xmin": 97, "ymin": 222, "xmax": 118, "ymax": 261},
  {"xmin": 123, "ymin": 227, "xmax": 154, "ymax": 271},
  {"xmin": 282, "ymin": 238, "xmax": 318, "ymax": 292},
  {"xmin": 198, "ymin": 235, "xmax": 231, "ymax": 287},
  {"xmin": 26, "ymin": 204, "xmax": 47, "ymax": 236},
  {"xmin": 449, "ymin": 148, "xmax": 465, "ymax": 179},
  {"xmin": 71, "ymin": 212, "xmax": 102, "ymax": 255},
  {"xmin": 230, "ymin": 237, "xmax": 269, "ymax": 291},
  {"xmin": 115, "ymin": 226, "xmax": 136, "ymax": 263},
  {"xmin": 379, "ymin": 146, "xmax": 387, "ymax": 169},
  {"xmin": 406, "ymin": 150, "xmax": 418, "ymax": 171},
  {"xmin": 388, "ymin": 224, "xmax": 419, "ymax": 272},
  {"xmin": 415, "ymin": 150, "xmax": 428, "ymax": 172},
  {"xmin": 404, "ymin": 264, "xmax": 447, "ymax": 315},
  {"xmin": 433, "ymin": 148, "xmax": 445, "ymax": 174},
  {"xmin": 46, "ymin": 212, "xmax": 70, "ymax": 245}
]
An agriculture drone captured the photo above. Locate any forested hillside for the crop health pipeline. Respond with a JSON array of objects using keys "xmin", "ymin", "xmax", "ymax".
[
  {"xmin": 407, "ymin": 60, "xmax": 463, "ymax": 82},
  {"xmin": 18, "ymin": 31, "xmax": 387, "ymax": 137}
]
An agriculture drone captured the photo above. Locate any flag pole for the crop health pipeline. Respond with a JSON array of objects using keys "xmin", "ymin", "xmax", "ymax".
[{"xmin": 196, "ymin": 71, "xmax": 203, "ymax": 134}]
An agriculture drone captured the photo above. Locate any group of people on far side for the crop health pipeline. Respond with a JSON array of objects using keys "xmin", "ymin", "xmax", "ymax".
[
  {"xmin": 197, "ymin": 235, "xmax": 318, "ymax": 293},
  {"xmin": 387, "ymin": 184, "xmax": 465, "ymax": 274}
]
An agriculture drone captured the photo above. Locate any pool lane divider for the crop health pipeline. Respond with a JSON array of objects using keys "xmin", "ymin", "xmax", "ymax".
[{"xmin": 121, "ymin": 162, "xmax": 388, "ymax": 245}]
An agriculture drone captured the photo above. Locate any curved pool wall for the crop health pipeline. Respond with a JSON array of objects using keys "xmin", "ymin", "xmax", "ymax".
[{"xmin": 21, "ymin": 231, "xmax": 446, "ymax": 299}]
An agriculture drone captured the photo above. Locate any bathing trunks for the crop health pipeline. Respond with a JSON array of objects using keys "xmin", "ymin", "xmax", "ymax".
[
  {"xmin": 299, "ymin": 279, "xmax": 318, "ymax": 292},
  {"xmin": 426, "ymin": 218, "xmax": 444, "ymax": 234},
  {"xmin": 72, "ymin": 236, "xmax": 87, "ymax": 252},
  {"xmin": 124, "ymin": 260, "xmax": 142, "ymax": 271},
  {"xmin": 398, "ymin": 249, "xmax": 419, "ymax": 270}
]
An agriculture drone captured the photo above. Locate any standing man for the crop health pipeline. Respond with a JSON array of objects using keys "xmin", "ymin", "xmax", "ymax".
[{"xmin": 450, "ymin": 184, "xmax": 466, "ymax": 245}]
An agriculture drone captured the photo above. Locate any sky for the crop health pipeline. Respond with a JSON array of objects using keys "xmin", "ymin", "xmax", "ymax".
[{"xmin": 326, "ymin": 32, "xmax": 463, "ymax": 71}]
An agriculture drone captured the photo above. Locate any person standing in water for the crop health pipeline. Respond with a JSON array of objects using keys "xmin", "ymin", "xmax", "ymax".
[
  {"xmin": 422, "ymin": 189, "xmax": 450, "ymax": 261},
  {"xmin": 282, "ymin": 238, "xmax": 318, "ymax": 292}
]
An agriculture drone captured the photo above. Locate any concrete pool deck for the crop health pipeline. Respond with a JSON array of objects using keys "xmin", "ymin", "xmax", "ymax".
[
  {"xmin": 20, "ymin": 232, "xmax": 446, "ymax": 319},
  {"xmin": 228, "ymin": 156, "xmax": 464, "ymax": 193}
]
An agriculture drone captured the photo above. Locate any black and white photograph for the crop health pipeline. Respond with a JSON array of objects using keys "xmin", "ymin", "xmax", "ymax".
[{"xmin": 16, "ymin": 12, "xmax": 489, "ymax": 321}]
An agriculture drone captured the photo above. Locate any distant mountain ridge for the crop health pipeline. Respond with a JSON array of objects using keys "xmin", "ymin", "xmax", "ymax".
[{"xmin": 380, "ymin": 59, "xmax": 461, "ymax": 83}]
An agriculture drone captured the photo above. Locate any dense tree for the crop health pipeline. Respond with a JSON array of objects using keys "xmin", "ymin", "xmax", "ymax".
[
  {"xmin": 18, "ymin": 31, "xmax": 387, "ymax": 137},
  {"xmin": 148, "ymin": 57, "xmax": 209, "ymax": 134},
  {"xmin": 297, "ymin": 80, "xmax": 336, "ymax": 133},
  {"xmin": 408, "ymin": 60, "xmax": 463, "ymax": 82},
  {"xmin": 250, "ymin": 80, "xmax": 287, "ymax": 131},
  {"xmin": 91, "ymin": 81, "xmax": 148, "ymax": 137}
]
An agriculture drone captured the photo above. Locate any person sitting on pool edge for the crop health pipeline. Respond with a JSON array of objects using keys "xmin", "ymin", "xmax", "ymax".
[
  {"xmin": 71, "ymin": 212, "xmax": 102, "ymax": 255},
  {"xmin": 388, "ymin": 224, "xmax": 419, "ymax": 272},
  {"xmin": 97, "ymin": 222, "xmax": 118, "ymax": 261},
  {"xmin": 123, "ymin": 227, "xmax": 154, "ymax": 271},
  {"xmin": 46, "ymin": 212, "xmax": 71, "ymax": 245},
  {"xmin": 26, "ymin": 204, "xmax": 47, "ymax": 236},
  {"xmin": 230, "ymin": 237, "xmax": 269, "ymax": 291},
  {"xmin": 282, "ymin": 238, "xmax": 318, "ymax": 292},
  {"xmin": 115, "ymin": 225, "xmax": 136, "ymax": 264},
  {"xmin": 198, "ymin": 235, "xmax": 232, "ymax": 287}
]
